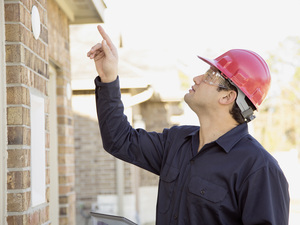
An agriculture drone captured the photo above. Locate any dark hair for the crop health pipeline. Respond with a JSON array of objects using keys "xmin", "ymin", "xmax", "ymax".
[{"xmin": 217, "ymin": 81, "xmax": 247, "ymax": 124}]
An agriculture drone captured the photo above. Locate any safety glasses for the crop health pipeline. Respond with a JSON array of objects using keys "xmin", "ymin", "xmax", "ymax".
[{"xmin": 203, "ymin": 68, "xmax": 231, "ymax": 90}]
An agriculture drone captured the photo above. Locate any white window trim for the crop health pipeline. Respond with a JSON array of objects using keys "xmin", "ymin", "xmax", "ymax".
[
  {"xmin": 49, "ymin": 64, "xmax": 59, "ymax": 225},
  {"xmin": 30, "ymin": 91, "xmax": 46, "ymax": 207},
  {"xmin": 0, "ymin": 0, "xmax": 8, "ymax": 224}
]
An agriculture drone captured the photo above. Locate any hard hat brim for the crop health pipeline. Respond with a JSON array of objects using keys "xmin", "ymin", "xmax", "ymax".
[{"xmin": 197, "ymin": 55, "xmax": 229, "ymax": 79}]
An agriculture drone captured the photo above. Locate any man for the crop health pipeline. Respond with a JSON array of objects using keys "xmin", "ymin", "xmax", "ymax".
[{"xmin": 87, "ymin": 25, "xmax": 290, "ymax": 225}]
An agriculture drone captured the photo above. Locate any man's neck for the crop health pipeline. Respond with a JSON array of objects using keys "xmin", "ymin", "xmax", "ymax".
[{"xmin": 197, "ymin": 115, "xmax": 238, "ymax": 152}]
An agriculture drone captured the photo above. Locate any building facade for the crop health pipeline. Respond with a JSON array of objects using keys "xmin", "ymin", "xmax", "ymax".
[
  {"xmin": 0, "ymin": 0, "xmax": 105, "ymax": 224},
  {"xmin": 1, "ymin": 1, "xmax": 186, "ymax": 224}
]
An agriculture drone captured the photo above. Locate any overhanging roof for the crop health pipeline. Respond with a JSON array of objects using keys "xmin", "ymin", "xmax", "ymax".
[{"xmin": 55, "ymin": 0, "xmax": 106, "ymax": 24}]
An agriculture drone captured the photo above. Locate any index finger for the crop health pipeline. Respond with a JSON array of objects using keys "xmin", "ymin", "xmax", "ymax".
[{"xmin": 97, "ymin": 25, "xmax": 113, "ymax": 47}]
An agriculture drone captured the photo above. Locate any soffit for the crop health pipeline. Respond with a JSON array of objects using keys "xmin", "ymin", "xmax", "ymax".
[{"xmin": 54, "ymin": 0, "xmax": 106, "ymax": 24}]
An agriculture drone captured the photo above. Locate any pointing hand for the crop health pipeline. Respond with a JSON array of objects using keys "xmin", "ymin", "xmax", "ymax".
[{"xmin": 87, "ymin": 25, "xmax": 118, "ymax": 83}]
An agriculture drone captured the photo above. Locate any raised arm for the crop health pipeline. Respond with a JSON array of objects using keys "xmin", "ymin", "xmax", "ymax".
[{"xmin": 88, "ymin": 25, "xmax": 166, "ymax": 175}]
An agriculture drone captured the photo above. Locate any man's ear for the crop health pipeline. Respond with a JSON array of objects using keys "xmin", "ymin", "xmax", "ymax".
[{"xmin": 219, "ymin": 90, "xmax": 237, "ymax": 105}]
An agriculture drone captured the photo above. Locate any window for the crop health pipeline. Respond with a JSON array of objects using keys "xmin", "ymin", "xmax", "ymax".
[{"xmin": 30, "ymin": 92, "xmax": 46, "ymax": 206}]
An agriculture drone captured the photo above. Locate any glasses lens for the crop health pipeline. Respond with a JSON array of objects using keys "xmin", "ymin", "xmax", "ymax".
[{"xmin": 203, "ymin": 69, "xmax": 230, "ymax": 89}]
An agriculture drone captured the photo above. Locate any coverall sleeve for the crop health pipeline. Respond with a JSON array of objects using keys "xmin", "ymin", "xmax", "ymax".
[
  {"xmin": 95, "ymin": 76, "xmax": 166, "ymax": 175},
  {"xmin": 239, "ymin": 165, "xmax": 290, "ymax": 225}
]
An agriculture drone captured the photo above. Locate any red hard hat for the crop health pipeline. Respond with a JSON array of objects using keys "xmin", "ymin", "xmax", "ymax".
[{"xmin": 198, "ymin": 49, "xmax": 271, "ymax": 109}]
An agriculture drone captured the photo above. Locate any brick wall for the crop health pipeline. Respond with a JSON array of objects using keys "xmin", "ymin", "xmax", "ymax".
[
  {"xmin": 5, "ymin": 0, "xmax": 76, "ymax": 224},
  {"xmin": 74, "ymin": 112, "xmax": 116, "ymax": 204},
  {"xmin": 5, "ymin": 0, "xmax": 49, "ymax": 224},
  {"xmin": 73, "ymin": 94, "xmax": 134, "ymax": 207},
  {"xmin": 47, "ymin": 0, "xmax": 76, "ymax": 224}
]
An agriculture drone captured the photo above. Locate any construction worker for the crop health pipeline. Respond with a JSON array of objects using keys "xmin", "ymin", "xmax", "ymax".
[{"xmin": 87, "ymin": 25, "xmax": 290, "ymax": 225}]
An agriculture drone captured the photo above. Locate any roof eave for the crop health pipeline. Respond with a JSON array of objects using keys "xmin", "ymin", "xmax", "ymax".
[{"xmin": 54, "ymin": 0, "xmax": 106, "ymax": 24}]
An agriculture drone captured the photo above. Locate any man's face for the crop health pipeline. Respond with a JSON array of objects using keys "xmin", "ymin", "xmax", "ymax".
[{"xmin": 184, "ymin": 67, "xmax": 228, "ymax": 112}]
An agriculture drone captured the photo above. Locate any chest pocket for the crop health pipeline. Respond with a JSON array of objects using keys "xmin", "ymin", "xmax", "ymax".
[
  {"xmin": 158, "ymin": 165, "xmax": 180, "ymax": 214},
  {"xmin": 188, "ymin": 177, "xmax": 227, "ymax": 203}
]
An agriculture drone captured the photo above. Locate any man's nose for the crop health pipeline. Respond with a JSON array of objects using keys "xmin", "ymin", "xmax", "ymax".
[{"xmin": 193, "ymin": 75, "xmax": 204, "ymax": 84}]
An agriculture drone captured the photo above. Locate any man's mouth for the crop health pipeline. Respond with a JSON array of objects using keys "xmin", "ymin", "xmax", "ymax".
[{"xmin": 188, "ymin": 86, "xmax": 195, "ymax": 93}]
